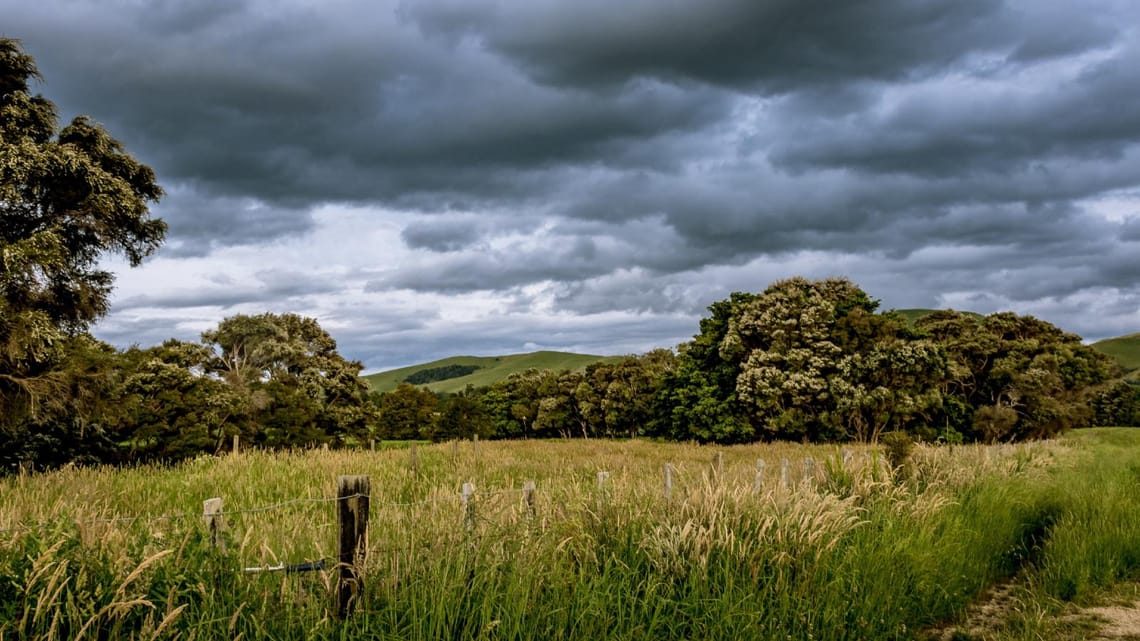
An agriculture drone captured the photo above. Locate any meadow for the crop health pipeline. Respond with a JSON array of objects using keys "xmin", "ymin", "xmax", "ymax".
[{"xmin": 2, "ymin": 430, "xmax": 1140, "ymax": 640}]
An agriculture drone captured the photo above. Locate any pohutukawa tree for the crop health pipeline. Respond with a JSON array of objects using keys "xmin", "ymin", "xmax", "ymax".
[{"xmin": 0, "ymin": 38, "xmax": 166, "ymax": 426}]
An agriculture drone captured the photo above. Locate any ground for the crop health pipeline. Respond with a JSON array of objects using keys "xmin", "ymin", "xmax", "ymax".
[{"xmin": 932, "ymin": 582, "xmax": 1140, "ymax": 640}]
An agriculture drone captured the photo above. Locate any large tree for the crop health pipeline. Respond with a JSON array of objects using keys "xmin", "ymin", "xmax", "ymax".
[
  {"xmin": 201, "ymin": 313, "xmax": 375, "ymax": 446},
  {"xmin": 1, "ymin": 39, "xmax": 166, "ymax": 427}
]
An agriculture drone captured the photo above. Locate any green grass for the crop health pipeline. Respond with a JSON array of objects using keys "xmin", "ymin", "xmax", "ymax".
[
  {"xmin": 4, "ymin": 432, "xmax": 1140, "ymax": 640},
  {"xmin": 363, "ymin": 351, "xmax": 624, "ymax": 393},
  {"xmin": 1091, "ymin": 333, "xmax": 1140, "ymax": 373}
]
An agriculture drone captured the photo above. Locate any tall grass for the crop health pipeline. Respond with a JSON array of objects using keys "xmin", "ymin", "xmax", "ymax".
[{"xmin": 2, "ymin": 431, "xmax": 1139, "ymax": 640}]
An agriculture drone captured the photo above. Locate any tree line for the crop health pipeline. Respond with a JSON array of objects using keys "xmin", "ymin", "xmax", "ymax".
[
  {"xmin": 377, "ymin": 278, "xmax": 1138, "ymax": 445},
  {"xmin": 3, "ymin": 38, "xmax": 1137, "ymax": 472}
]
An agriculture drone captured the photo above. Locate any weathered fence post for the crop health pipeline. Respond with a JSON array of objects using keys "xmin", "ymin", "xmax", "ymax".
[
  {"xmin": 780, "ymin": 458, "xmax": 790, "ymax": 490},
  {"xmin": 369, "ymin": 439, "xmax": 376, "ymax": 452},
  {"xmin": 462, "ymin": 482, "xmax": 476, "ymax": 531},
  {"xmin": 714, "ymin": 451, "xmax": 724, "ymax": 482},
  {"xmin": 803, "ymin": 456, "xmax": 815, "ymax": 487},
  {"xmin": 754, "ymin": 459, "xmax": 766, "ymax": 493},
  {"xmin": 232, "ymin": 434, "xmax": 240, "ymax": 455},
  {"xmin": 409, "ymin": 443, "xmax": 419, "ymax": 476},
  {"xmin": 664, "ymin": 463, "xmax": 674, "ymax": 500},
  {"xmin": 203, "ymin": 497, "xmax": 225, "ymax": 551},
  {"xmin": 522, "ymin": 480, "xmax": 536, "ymax": 520},
  {"xmin": 336, "ymin": 475, "xmax": 370, "ymax": 619}
]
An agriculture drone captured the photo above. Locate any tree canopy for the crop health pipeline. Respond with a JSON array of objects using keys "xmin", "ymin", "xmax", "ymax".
[{"xmin": 1, "ymin": 38, "xmax": 166, "ymax": 427}]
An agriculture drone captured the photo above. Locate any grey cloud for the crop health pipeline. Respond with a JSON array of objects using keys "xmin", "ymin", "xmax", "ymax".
[
  {"xmin": 154, "ymin": 188, "xmax": 316, "ymax": 257},
  {"xmin": 404, "ymin": 0, "xmax": 1117, "ymax": 90},
  {"xmin": 770, "ymin": 47, "xmax": 1140, "ymax": 178},
  {"xmin": 115, "ymin": 269, "xmax": 338, "ymax": 311}
]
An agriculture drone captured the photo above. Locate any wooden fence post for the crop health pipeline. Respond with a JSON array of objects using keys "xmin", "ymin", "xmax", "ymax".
[
  {"xmin": 462, "ymin": 482, "xmax": 476, "ymax": 531},
  {"xmin": 522, "ymin": 480, "xmax": 536, "ymax": 519},
  {"xmin": 336, "ymin": 475, "xmax": 370, "ymax": 619},
  {"xmin": 664, "ymin": 463, "xmax": 674, "ymax": 500},
  {"xmin": 232, "ymin": 434, "xmax": 240, "ymax": 455},
  {"xmin": 803, "ymin": 456, "xmax": 815, "ymax": 487},
  {"xmin": 409, "ymin": 443, "xmax": 419, "ymax": 476},
  {"xmin": 754, "ymin": 459, "xmax": 765, "ymax": 493},
  {"xmin": 780, "ymin": 458, "xmax": 790, "ymax": 490},
  {"xmin": 714, "ymin": 451, "xmax": 724, "ymax": 482},
  {"xmin": 369, "ymin": 439, "xmax": 376, "ymax": 452},
  {"xmin": 203, "ymin": 497, "xmax": 225, "ymax": 551}
]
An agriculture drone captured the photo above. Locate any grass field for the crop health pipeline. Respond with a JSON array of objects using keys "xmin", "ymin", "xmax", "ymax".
[
  {"xmin": 3, "ymin": 430, "xmax": 1140, "ymax": 640},
  {"xmin": 363, "ymin": 351, "xmax": 623, "ymax": 393}
]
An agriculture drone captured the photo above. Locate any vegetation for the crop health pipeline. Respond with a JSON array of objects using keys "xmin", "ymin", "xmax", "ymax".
[
  {"xmin": 3, "ymin": 430, "xmax": 1140, "ymax": 640},
  {"xmin": 403, "ymin": 364, "xmax": 481, "ymax": 385}
]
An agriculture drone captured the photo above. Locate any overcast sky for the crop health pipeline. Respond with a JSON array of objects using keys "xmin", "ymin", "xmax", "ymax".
[{"xmin": 4, "ymin": 0, "xmax": 1139, "ymax": 371}]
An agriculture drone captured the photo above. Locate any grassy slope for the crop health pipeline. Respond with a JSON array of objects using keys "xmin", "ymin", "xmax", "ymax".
[
  {"xmin": 1090, "ymin": 333, "xmax": 1140, "ymax": 372},
  {"xmin": 364, "ymin": 351, "xmax": 624, "ymax": 393}
]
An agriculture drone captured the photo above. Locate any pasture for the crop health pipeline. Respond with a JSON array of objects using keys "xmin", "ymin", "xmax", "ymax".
[{"xmin": 2, "ymin": 430, "xmax": 1140, "ymax": 640}]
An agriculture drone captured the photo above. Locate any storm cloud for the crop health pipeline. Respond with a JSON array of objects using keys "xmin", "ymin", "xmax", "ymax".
[{"xmin": 3, "ymin": 0, "xmax": 1138, "ymax": 369}]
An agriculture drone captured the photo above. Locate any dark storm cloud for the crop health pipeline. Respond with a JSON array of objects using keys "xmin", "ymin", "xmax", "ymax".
[{"xmin": 404, "ymin": 0, "xmax": 1117, "ymax": 90}]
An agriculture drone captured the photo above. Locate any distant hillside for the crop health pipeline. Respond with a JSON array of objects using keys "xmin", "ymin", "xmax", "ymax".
[
  {"xmin": 364, "ymin": 351, "xmax": 624, "ymax": 394},
  {"xmin": 1091, "ymin": 333, "xmax": 1140, "ymax": 374}
]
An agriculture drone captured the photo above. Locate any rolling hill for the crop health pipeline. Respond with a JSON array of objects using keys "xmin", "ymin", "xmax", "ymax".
[
  {"xmin": 364, "ymin": 351, "xmax": 624, "ymax": 394},
  {"xmin": 1091, "ymin": 333, "xmax": 1140, "ymax": 374}
]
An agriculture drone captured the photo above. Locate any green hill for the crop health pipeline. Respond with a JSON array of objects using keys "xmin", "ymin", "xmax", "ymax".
[
  {"xmin": 1091, "ymin": 333, "xmax": 1140, "ymax": 374},
  {"xmin": 364, "ymin": 351, "xmax": 624, "ymax": 394}
]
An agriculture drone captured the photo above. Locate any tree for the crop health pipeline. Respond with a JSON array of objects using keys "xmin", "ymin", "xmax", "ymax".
[
  {"xmin": 201, "ymin": 313, "xmax": 376, "ymax": 446},
  {"xmin": 376, "ymin": 383, "xmax": 438, "ymax": 440},
  {"xmin": 434, "ymin": 387, "xmax": 492, "ymax": 441},
  {"xmin": 650, "ymin": 293, "xmax": 757, "ymax": 442},
  {"xmin": 1, "ymin": 39, "xmax": 166, "ymax": 427},
  {"xmin": 916, "ymin": 311, "xmax": 1117, "ymax": 441},
  {"xmin": 725, "ymin": 277, "xmax": 882, "ymax": 441},
  {"xmin": 830, "ymin": 340, "xmax": 947, "ymax": 442},
  {"xmin": 116, "ymin": 340, "xmax": 242, "ymax": 461}
]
